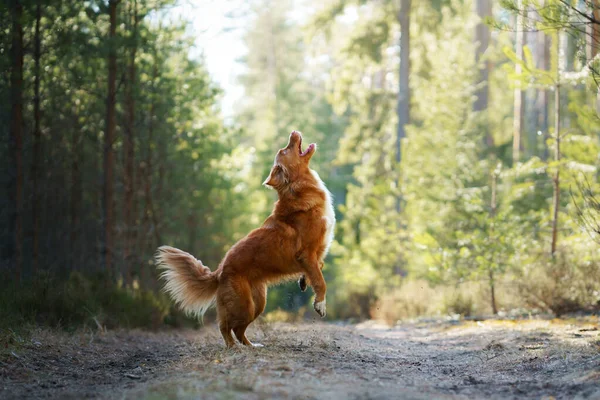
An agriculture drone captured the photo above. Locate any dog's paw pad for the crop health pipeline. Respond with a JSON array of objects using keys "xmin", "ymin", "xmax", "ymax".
[{"xmin": 314, "ymin": 300, "xmax": 326, "ymax": 318}]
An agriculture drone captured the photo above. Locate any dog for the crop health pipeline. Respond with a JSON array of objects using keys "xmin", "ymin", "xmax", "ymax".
[{"xmin": 156, "ymin": 131, "xmax": 335, "ymax": 347}]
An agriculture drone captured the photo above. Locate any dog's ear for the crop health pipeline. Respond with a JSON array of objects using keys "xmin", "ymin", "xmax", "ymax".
[{"xmin": 263, "ymin": 165, "xmax": 288, "ymax": 189}]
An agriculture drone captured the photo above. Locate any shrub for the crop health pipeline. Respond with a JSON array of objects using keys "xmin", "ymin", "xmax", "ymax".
[
  {"xmin": 371, "ymin": 280, "xmax": 442, "ymax": 325},
  {"xmin": 442, "ymin": 292, "xmax": 474, "ymax": 317},
  {"xmin": 370, "ymin": 279, "xmax": 524, "ymax": 324},
  {"xmin": 0, "ymin": 271, "xmax": 183, "ymax": 331},
  {"xmin": 518, "ymin": 250, "xmax": 600, "ymax": 316},
  {"xmin": 331, "ymin": 287, "xmax": 378, "ymax": 320}
]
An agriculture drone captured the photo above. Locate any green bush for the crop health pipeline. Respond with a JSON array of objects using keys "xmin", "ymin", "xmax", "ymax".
[
  {"xmin": 0, "ymin": 271, "xmax": 188, "ymax": 331},
  {"xmin": 518, "ymin": 249, "xmax": 600, "ymax": 316}
]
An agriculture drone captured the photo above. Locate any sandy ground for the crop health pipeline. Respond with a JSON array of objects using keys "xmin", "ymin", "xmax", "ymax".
[{"xmin": 1, "ymin": 318, "xmax": 600, "ymax": 399}]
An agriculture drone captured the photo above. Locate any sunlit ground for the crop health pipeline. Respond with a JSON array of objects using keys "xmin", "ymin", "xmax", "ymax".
[{"xmin": 2, "ymin": 317, "xmax": 599, "ymax": 399}]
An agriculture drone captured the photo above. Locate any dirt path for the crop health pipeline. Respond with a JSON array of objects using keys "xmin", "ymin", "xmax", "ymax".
[{"xmin": 2, "ymin": 318, "xmax": 600, "ymax": 399}]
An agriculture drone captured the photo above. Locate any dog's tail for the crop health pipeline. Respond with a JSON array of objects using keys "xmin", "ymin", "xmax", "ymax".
[{"xmin": 155, "ymin": 246, "xmax": 219, "ymax": 318}]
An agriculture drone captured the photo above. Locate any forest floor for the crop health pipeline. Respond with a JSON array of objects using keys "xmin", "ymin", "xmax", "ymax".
[{"xmin": 1, "ymin": 317, "xmax": 600, "ymax": 399}]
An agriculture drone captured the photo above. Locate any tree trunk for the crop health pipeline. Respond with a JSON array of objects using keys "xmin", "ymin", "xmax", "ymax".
[
  {"xmin": 147, "ymin": 54, "xmax": 162, "ymax": 248},
  {"xmin": 123, "ymin": 0, "xmax": 138, "ymax": 285},
  {"xmin": 551, "ymin": 30, "xmax": 561, "ymax": 257},
  {"xmin": 9, "ymin": 0, "xmax": 24, "ymax": 283},
  {"xmin": 474, "ymin": 0, "xmax": 493, "ymax": 147},
  {"xmin": 513, "ymin": 0, "xmax": 526, "ymax": 163},
  {"xmin": 489, "ymin": 269, "xmax": 497, "ymax": 314},
  {"xmin": 551, "ymin": 80, "xmax": 560, "ymax": 257},
  {"xmin": 593, "ymin": 1, "xmax": 600, "ymax": 56},
  {"xmin": 70, "ymin": 111, "xmax": 82, "ymax": 271},
  {"xmin": 187, "ymin": 212, "xmax": 197, "ymax": 252},
  {"xmin": 396, "ymin": 0, "xmax": 410, "ymax": 213},
  {"xmin": 587, "ymin": 1, "xmax": 598, "ymax": 61},
  {"xmin": 536, "ymin": 14, "xmax": 550, "ymax": 160},
  {"xmin": 104, "ymin": 0, "xmax": 118, "ymax": 276},
  {"xmin": 489, "ymin": 170, "xmax": 498, "ymax": 315},
  {"xmin": 32, "ymin": 1, "xmax": 42, "ymax": 273},
  {"xmin": 589, "ymin": 0, "xmax": 600, "ymax": 114}
]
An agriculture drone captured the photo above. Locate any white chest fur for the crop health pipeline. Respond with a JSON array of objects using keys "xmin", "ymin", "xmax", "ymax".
[{"xmin": 310, "ymin": 169, "xmax": 336, "ymax": 260}]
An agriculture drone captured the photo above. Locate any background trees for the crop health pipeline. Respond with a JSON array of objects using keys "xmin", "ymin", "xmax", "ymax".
[
  {"xmin": 2, "ymin": 0, "xmax": 600, "ymax": 326},
  {"xmin": 0, "ymin": 0, "xmax": 247, "ymax": 286}
]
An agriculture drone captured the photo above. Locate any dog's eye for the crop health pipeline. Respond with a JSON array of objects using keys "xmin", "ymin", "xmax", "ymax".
[{"xmin": 281, "ymin": 149, "xmax": 287, "ymax": 155}]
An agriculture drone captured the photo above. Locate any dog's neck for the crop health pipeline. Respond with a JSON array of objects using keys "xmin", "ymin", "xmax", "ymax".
[{"xmin": 272, "ymin": 170, "xmax": 325, "ymax": 215}]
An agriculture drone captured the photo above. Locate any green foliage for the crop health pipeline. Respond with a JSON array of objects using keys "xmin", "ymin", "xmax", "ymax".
[
  {"xmin": 517, "ymin": 246, "xmax": 600, "ymax": 316},
  {"xmin": 0, "ymin": 271, "xmax": 184, "ymax": 330},
  {"xmin": 322, "ymin": 0, "xmax": 600, "ymax": 319},
  {"xmin": 236, "ymin": 0, "xmax": 349, "ymax": 309},
  {"xmin": 3, "ymin": 0, "xmax": 600, "ymax": 328},
  {"xmin": 0, "ymin": 0, "xmax": 248, "ymax": 279}
]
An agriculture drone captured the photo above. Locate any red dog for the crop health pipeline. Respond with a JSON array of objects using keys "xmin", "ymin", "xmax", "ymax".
[{"xmin": 156, "ymin": 131, "xmax": 335, "ymax": 347}]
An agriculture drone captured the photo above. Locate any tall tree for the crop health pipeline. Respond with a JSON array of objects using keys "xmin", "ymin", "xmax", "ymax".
[
  {"xmin": 396, "ymin": 0, "xmax": 411, "ymax": 207},
  {"xmin": 32, "ymin": 0, "xmax": 42, "ymax": 273},
  {"xmin": 69, "ymin": 108, "xmax": 82, "ymax": 270},
  {"xmin": 474, "ymin": 0, "xmax": 493, "ymax": 147},
  {"xmin": 104, "ymin": 0, "xmax": 119, "ymax": 275},
  {"xmin": 9, "ymin": 0, "xmax": 24, "ymax": 283},
  {"xmin": 589, "ymin": 0, "xmax": 600, "ymax": 114},
  {"xmin": 535, "ymin": 10, "xmax": 550, "ymax": 160},
  {"xmin": 550, "ymin": 31, "xmax": 560, "ymax": 257},
  {"xmin": 513, "ymin": 0, "xmax": 526, "ymax": 163},
  {"xmin": 123, "ymin": 0, "xmax": 138, "ymax": 282}
]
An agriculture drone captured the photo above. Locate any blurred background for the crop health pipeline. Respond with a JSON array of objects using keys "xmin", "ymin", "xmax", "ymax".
[{"xmin": 2, "ymin": 0, "xmax": 600, "ymax": 330}]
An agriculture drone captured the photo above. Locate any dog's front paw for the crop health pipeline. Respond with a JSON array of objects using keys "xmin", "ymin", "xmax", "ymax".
[
  {"xmin": 298, "ymin": 275, "xmax": 307, "ymax": 292},
  {"xmin": 313, "ymin": 299, "xmax": 326, "ymax": 318}
]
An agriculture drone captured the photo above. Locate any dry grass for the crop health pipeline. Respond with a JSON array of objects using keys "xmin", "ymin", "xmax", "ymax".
[{"xmin": 370, "ymin": 279, "xmax": 525, "ymax": 325}]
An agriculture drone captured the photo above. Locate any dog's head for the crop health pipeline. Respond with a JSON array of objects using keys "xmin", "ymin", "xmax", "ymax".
[{"xmin": 263, "ymin": 130, "xmax": 316, "ymax": 191}]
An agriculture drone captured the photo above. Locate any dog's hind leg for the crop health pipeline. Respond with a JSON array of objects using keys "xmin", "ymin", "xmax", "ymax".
[
  {"xmin": 233, "ymin": 324, "xmax": 263, "ymax": 347},
  {"xmin": 252, "ymin": 283, "xmax": 267, "ymax": 320},
  {"xmin": 219, "ymin": 320, "xmax": 236, "ymax": 348},
  {"xmin": 232, "ymin": 283, "xmax": 266, "ymax": 347},
  {"xmin": 217, "ymin": 277, "xmax": 263, "ymax": 347},
  {"xmin": 216, "ymin": 282, "xmax": 241, "ymax": 348}
]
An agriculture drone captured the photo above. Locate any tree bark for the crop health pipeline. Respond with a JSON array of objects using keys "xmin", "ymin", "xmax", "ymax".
[
  {"xmin": 590, "ymin": 0, "xmax": 600, "ymax": 115},
  {"xmin": 489, "ymin": 169, "xmax": 498, "ymax": 315},
  {"xmin": 536, "ymin": 18, "xmax": 550, "ymax": 160},
  {"xmin": 396, "ymin": 0, "xmax": 411, "ymax": 213},
  {"xmin": 146, "ymin": 54, "xmax": 162, "ymax": 251},
  {"xmin": 587, "ymin": 1, "xmax": 599, "ymax": 60},
  {"xmin": 551, "ymin": 80, "xmax": 560, "ymax": 257},
  {"xmin": 489, "ymin": 269, "xmax": 497, "ymax": 314},
  {"xmin": 123, "ymin": 0, "xmax": 138, "ymax": 284},
  {"xmin": 104, "ymin": 0, "xmax": 119, "ymax": 276},
  {"xmin": 70, "ymin": 111, "xmax": 82, "ymax": 271},
  {"xmin": 551, "ymin": 30, "xmax": 560, "ymax": 257},
  {"xmin": 32, "ymin": 1, "xmax": 42, "ymax": 273},
  {"xmin": 9, "ymin": 0, "xmax": 24, "ymax": 283},
  {"xmin": 474, "ymin": 0, "xmax": 493, "ymax": 147},
  {"xmin": 513, "ymin": 0, "xmax": 526, "ymax": 163}
]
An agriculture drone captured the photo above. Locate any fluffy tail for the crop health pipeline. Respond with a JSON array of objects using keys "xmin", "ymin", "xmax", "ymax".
[{"xmin": 155, "ymin": 246, "xmax": 219, "ymax": 318}]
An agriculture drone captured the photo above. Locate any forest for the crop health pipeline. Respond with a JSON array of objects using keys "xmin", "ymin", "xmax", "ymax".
[{"xmin": 2, "ymin": 0, "xmax": 600, "ymax": 329}]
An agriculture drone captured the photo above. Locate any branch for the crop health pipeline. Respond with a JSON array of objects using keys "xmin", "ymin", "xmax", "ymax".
[{"xmin": 558, "ymin": 0, "xmax": 600, "ymax": 25}]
